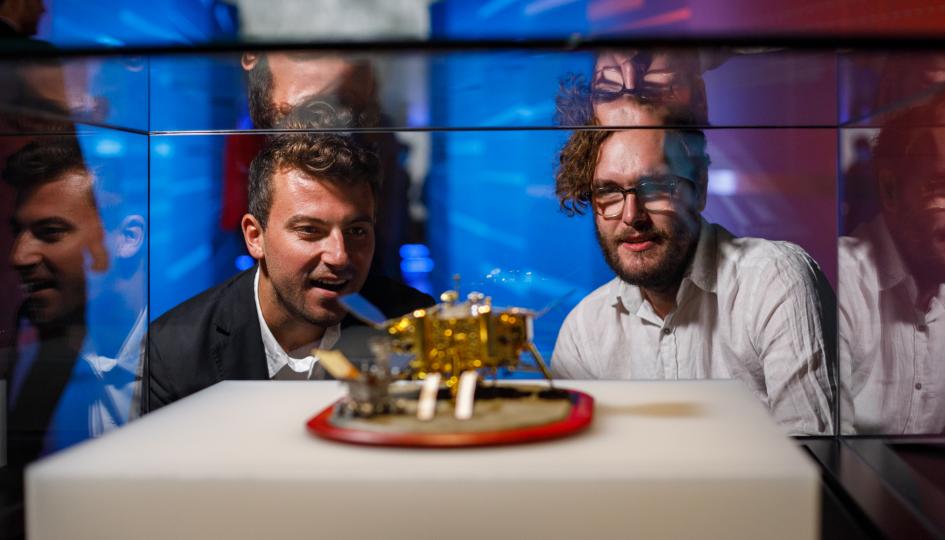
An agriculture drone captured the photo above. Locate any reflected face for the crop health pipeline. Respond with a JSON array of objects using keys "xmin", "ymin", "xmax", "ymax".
[
  {"xmin": 592, "ymin": 49, "xmax": 705, "ymax": 126},
  {"xmin": 10, "ymin": 171, "xmax": 104, "ymax": 326},
  {"xmin": 890, "ymin": 129, "xmax": 945, "ymax": 279},
  {"xmin": 248, "ymin": 52, "xmax": 377, "ymax": 127},
  {"xmin": 258, "ymin": 168, "xmax": 375, "ymax": 327},
  {"xmin": 593, "ymin": 129, "xmax": 702, "ymax": 289},
  {"xmin": 13, "ymin": 0, "xmax": 46, "ymax": 36}
]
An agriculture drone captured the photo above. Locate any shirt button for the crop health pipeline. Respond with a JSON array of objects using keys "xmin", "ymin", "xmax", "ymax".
[
  {"xmin": 915, "ymin": 383, "xmax": 923, "ymax": 390},
  {"xmin": 662, "ymin": 328, "xmax": 672, "ymax": 335}
]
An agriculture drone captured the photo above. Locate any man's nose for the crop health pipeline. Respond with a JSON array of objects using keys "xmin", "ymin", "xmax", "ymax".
[
  {"xmin": 620, "ymin": 192, "xmax": 648, "ymax": 226},
  {"xmin": 11, "ymin": 233, "xmax": 41, "ymax": 269},
  {"xmin": 621, "ymin": 60, "xmax": 639, "ymax": 91},
  {"xmin": 321, "ymin": 229, "xmax": 350, "ymax": 268}
]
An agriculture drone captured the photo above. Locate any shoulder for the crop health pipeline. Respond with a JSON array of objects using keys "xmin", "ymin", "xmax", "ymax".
[
  {"xmin": 561, "ymin": 277, "xmax": 621, "ymax": 329},
  {"xmin": 150, "ymin": 269, "xmax": 254, "ymax": 337},
  {"xmin": 713, "ymin": 226, "xmax": 820, "ymax": 285},
  {"xmin": 838, "ymin": 233, "xmax": 879, "ymax": 283}
]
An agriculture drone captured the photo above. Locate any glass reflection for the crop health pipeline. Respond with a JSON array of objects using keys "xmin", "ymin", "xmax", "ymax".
[
  {"xmin": 551, "ymin": 48, "xmax": 837, "ymax": 435},
  {"xmin": 5, "ymin": 133, "xmax": 147, "ymax": 461},
  {"xmin": 841, "ymin": 95, "xmax": 945, "ymax": 434}
]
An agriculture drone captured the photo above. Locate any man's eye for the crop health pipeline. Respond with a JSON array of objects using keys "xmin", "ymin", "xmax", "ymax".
[
  {"xmin": 35, "ymin": 226, "xmax": 68, "ymax": 242},
  {"xmin": 594, "ymin": 186, "xmax": 621, "ymax": 196},
  {"xmin": 347, "ymin": 226, "xmax": 370, "ymax": 237}
]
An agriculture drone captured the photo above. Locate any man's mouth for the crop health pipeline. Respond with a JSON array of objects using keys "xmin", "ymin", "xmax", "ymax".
[
  {"xmin": 20, "ymin": 279, "xmax": 56, "ymax": 294},
  {"xmin": 618, "ymin": 235, "xmax": 660, "ymax": 253},
  {"xmin": 308, "ymin": 277, "xmax": 351, "ymax": 293}
]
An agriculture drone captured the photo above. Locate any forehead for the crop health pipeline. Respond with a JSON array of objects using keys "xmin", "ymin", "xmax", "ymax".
[
  {"xmin": 893, "ymin": 128, "xmax": 945, "ymax": 177},
  {"xmin": 595, "ymin": 129, "xmax": 669, "ymax": 180},
  {"xmin": 266, "ymin": 53, "xmax": 357, "ymax": 105},
  {"xmin": 269, "ymin": 167, "xmax": 373, "ymax": 217},
  {"xmin": 15, "ymin": 171, "xmax": 96, "ymax": 218},
  {"xmin": 594, "ymin": 49, "xmax": 694, "ymax": 73}
]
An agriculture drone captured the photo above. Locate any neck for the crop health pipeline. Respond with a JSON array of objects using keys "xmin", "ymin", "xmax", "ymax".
[
  {"xmin": 912, "ymin": 273, "xmax": 942, "ymax": 314},
  {"xmin": 87, "ymin": 265, "xmax": 147, "ymax": 356},
  {"xmin": 0, "ymin": 15, "xmax": 20, "ymax": 32},
  {"xmin": 640, "ymin": 283, "xmax": 680, "ymax": 320},
  {"xmin": 889, "ymin": 221, "xmax": 943, "ymax": 313},
  {"xmin": 37, "ymin": 318, "xmax": 87, "ymax": 351},
  {"xmin": 258, "ymin": 274, "xmax": 326, "ymax": 352}
]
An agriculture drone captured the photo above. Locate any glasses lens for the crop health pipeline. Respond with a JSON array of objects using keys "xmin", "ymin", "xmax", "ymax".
[
  {"xmin": 593, "ymin": 188, "xmax": 625, "ymax": 218},
  {"xmin": 638, "ymin": 178, "xmax": 677, "ymax": 209}
]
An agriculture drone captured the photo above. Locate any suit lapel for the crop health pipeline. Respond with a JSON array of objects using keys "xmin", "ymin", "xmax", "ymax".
[{"xmin": 209, "ymin": 268, "xmax": 268, "ymax": 381}]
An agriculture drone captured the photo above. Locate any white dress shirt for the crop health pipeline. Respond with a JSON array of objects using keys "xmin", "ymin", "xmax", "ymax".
[
  {"xmin": 840, "ymin": 216, "xmax": 945, "ymax": 434},
  {"xmin": 9, "ymin": 308, "xmax": 147, "ymax": 456},
  {"xmin": 254, "ymin": 269, "xmax": 340, "ymax": 379},
  {"xmin": 552, "ymin": 221, "xmax": 835, "ymax": 435}
]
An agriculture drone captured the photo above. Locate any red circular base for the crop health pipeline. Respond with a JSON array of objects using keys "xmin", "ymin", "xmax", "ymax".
[{"xmin": 306, "ymin": 388, "xmax": 594, "ymax": 448}]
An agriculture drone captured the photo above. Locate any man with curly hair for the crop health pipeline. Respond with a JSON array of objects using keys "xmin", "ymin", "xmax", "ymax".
[{"xmin": 551, "ymin": 104, "xmax": 837, "ymax": 435}]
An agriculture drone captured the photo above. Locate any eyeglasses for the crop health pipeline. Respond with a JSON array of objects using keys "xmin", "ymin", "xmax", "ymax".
[
  {"xmin": 590, "ymin": 65, "xmax": 681, "ymax": 104},
  {"xmin": 585, "ymin": 175, "xmax": 690, "ymax": 219}
]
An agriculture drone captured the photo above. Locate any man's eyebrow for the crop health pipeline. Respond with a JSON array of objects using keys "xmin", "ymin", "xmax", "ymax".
[
  {"xmin": 26, "ymin": 217, "xmax": 76, "ymax": 228},
  {"xmin": 285, "ymin": 215, "xmax": 328, "ymax": 227},
  {"xmin": 285, "ymin": 214, "xmax": 374, "ymax": 227}
]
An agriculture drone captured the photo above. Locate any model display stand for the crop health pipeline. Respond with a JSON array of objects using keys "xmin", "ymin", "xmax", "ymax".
[{"xmin": 306, "ymin": 288, "xmax": 594, "ymax": 447}]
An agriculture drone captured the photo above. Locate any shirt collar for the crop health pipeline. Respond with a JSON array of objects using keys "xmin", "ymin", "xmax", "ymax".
[
  {"xmin": 683, "ymin": 217, "xmax": 718, "ymax": 294},
  {"xmin": 254, "ymin": 268, "xmax": 340, "ymax": 379},
  {"xmin": 861, "ymin": 215, "xmax": 911, "ymax": 291},
  {"xmin": 81, "ymin": 308, "xmax": 148, "ymax": 376},
  {"xmin": 0, "ymin": 16, "xmax": 20, "ymax": 32},
  {"xmin": 612, "ymin": 217, "xmax": 716, "ymax": 315}
]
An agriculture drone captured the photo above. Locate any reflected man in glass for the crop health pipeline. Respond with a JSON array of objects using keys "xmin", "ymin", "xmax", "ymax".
[
  {"xmin": 841, "ymin": 96, "xmax": 945, "ymax": 434},
  {"xmin": 5, "ymin": 136, "xmax": 146, "ymax": 462}
]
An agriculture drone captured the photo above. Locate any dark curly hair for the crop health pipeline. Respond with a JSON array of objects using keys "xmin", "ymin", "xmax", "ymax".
[
  {"xmin": 554, "ymin": 73, "xmax": 595, "ymax": 127},
  {"xmin": 2, "ymin": 136, "xmax": 86, "ymax": 190},
  {"xmin": 246, "ymin": 54, "xmax": 380, "ymax": 130},
  {"xmin": 248, "ymin": 131, "xmax": 381, "ymax": 228},
  {"xmin": 873, "ymin": 94, "xmax": 945, "ymax": 169},
  {"xmin": 555, "ymin": 127, "xmax": 711, "ymax": 216}
]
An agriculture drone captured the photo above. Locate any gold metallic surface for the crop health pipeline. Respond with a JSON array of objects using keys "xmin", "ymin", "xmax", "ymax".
[{"xmin": 382, "ymin": 291, "xmax": 551, "ymax": 388}]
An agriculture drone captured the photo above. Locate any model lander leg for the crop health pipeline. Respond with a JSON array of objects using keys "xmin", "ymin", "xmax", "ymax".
[
  {"xmin": 416, "ymin": 373, "xmax": 441, "ymax": 421},
  {"xmin": 454, "ymin": 371, "xmax": 478, "ymax": 420}
]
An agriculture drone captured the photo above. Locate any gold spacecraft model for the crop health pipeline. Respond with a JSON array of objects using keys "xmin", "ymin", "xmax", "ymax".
[{"xmin": 367, "ymin": 290, "xmax": 552, "ymax": 388}]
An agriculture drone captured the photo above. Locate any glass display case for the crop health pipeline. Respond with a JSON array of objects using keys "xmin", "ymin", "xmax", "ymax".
[{"xmin": 1, "ymin": 32, "xmax": 944, "ymax": 539}]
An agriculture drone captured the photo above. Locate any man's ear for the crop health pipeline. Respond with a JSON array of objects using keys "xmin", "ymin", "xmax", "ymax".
[
  {"xmin": 242, "ymin": 213, "xmax": 265, "ymax": 260},
  {"xmin": 116, "ymin": 214, "xmax": 145, "ymax": 259},
  {"xmin": 877, "ymin": 169, "xmax": 899, "ymax": 213},
  {"xmin": 241, "ymin": 52, "xmax": 259, "ymax": 72}
]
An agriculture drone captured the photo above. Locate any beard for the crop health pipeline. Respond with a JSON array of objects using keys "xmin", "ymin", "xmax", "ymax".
[
  {"xmin": 271, "ymin": 276, "xmax": 347, "ymax": 329},
  {"xmin": 596, "ymin": 217, "xmax": 699, "ymax": 291}
]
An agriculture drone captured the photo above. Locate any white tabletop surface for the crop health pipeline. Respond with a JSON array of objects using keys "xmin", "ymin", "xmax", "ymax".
[{"xmin": 27, "ymin": 379, "xmax": 819, "ymax": 540}]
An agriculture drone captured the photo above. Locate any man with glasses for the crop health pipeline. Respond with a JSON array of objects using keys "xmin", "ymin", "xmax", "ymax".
[
  {"xmin": 551, "ymin": 109, "xmax": 836, "ymax": 435},
  {"xmin": 555, "ymin": 48, "xmax": 718, "ymax": 128}
]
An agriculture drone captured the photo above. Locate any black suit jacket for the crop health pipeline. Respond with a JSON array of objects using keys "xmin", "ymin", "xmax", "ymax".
[{"xmin": 143, "ymin": 268, "xmax": 433, "ymax": 412}]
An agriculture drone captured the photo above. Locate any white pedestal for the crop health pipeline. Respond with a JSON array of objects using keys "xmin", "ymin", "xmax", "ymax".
[{"xmin": 26, "ymin": 380, "xmax": 819, "ymax": 540}]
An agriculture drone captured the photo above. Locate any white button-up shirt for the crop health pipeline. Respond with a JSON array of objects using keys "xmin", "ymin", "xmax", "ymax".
[
  {"xmin": 840, "ymin": 216, "xmax": 945, "ymax": 434},
  {"xmin": 552, "ymin": 222, "xmax": 836, "ymax": 435},
  {"xmin": 254, "ymin": 269, "xmax": 340, "ymax": 379}
]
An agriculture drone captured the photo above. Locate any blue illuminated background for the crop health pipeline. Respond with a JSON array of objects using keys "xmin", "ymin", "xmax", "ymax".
[{"xmin": 34, "ymin": 0, "xmax": 848, "ymax": 365}]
